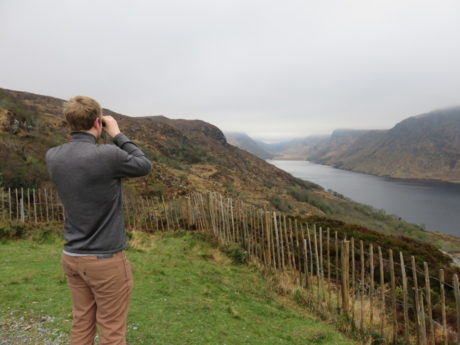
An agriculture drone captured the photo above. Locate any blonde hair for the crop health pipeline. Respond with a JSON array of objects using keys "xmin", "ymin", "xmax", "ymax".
[{"xmin": 64, "ymin": 96, "xmax": 102, "ymax": 131}]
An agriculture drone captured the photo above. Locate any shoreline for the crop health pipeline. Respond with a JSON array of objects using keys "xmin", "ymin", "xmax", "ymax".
[{"xmin": 269, "ymin": 158, "xmax": 460, "ymax": 185}]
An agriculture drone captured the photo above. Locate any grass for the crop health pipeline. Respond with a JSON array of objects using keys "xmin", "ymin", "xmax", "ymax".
[{"xmin": 0, "ymin": 229, "xmax": 354, "ymax": 345}]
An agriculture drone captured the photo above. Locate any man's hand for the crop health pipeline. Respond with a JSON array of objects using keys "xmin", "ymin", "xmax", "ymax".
[{"xmin": 101, "ymin": 115, "xmax": 121, "ymax": 138}]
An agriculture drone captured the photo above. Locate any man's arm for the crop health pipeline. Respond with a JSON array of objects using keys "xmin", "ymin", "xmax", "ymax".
[
  {"xmin": 101, "ymin": 115, "xmax": 152, "ymax": 178},
  {"xmin": 111, "ymin": 132, "xmax": 152, "ymax": 178}
]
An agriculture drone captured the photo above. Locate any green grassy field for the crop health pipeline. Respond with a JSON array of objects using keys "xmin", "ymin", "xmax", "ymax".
[{"xmin": 0, "ymin": 230, "xmax": 354, "ymax": 345}]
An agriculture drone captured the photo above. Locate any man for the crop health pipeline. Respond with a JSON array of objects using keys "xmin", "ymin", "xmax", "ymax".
[{"xmin": 45, "ymin": 95, "xmax": 152, "ymax": 345}]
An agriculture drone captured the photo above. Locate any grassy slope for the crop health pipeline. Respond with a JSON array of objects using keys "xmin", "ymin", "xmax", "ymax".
[{"xmin": 0, "ymin": 230, "xmax": 353, "ymax": 345}]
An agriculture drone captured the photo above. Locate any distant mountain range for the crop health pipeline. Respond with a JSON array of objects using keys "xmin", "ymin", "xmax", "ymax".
[
  {"xmin": 223, "ymin": 132, "xmax": 275, "ymax": 159},
  {"xmin": 229, "ymin": 107, "xmax": 460, "ymax": 183}
]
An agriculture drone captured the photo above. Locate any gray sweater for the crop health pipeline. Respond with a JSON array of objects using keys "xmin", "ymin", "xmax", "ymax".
[{"xmin": 45, "ymin": 131, "xmax": 152, "ymax": 254}]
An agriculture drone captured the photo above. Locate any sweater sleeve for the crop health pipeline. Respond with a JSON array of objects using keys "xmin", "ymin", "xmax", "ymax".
[{"xmin": 111, "ymin": 132, "xmax": 152, "ymax": 178}]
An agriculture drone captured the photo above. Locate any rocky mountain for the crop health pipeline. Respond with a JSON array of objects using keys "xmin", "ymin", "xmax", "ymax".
[{"xmin": 223, "ymin": 131, "xmax": 275, "ymax": 159}]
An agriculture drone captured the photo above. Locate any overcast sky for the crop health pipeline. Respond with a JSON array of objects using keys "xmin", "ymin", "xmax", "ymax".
[{"xmin": 1, "ymin": 0, "xmax": 460, "ymax": 142}]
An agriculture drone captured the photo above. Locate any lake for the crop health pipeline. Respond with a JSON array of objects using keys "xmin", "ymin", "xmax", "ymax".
[{"xmin": 267, "ymin": 160, "xmax": 460, "ymax": 236}]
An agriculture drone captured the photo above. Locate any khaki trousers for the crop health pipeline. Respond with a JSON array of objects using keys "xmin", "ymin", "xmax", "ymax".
[{"xmin": 61, "ymin": 250, "xmax": 133, "ymax": 345}]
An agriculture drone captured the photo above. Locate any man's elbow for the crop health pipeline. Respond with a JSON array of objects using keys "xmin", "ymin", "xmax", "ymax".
[{"xmin": 140, "ymin": 158, "xmax": 152, "ymax": 176}]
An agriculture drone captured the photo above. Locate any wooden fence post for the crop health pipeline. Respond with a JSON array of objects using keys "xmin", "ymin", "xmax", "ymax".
[
  {"xmin": 341, "ymin": 240, "xmax": 350, "ymax": 314},
  {"xmin": 44, "ymin": 188, "xmax": 49, "ymax": 222},
  {"xmin": 303, "ymin": 237, "xmax": 309, "ymax": 288},
  {"xmin": 219, "ymin": 194, "xmax": 226, "ymax": 243},
  {"xmin": 269, "ymin": 212, "xmax": 276, "ymax": 269},
  {"xmin": 1, "ymin": 189, "xmax": 3, "ymax": 221},
  {"xmin": 351, "ymin": 237, "xmax": 355, "ymax": 326},
  {"xmin": 412, "ymin": 256, "xmax": 427, "ymax": 345},
  {"xmin": 56, "ymin": 189, "xmax": 62, "ymax": 221},
  {"xmin": 423, "ymin": 262, "xmax": 434, "ymax": 345},
  {"xmin": 378, "ymin": 246, "xmax": 385, "ymax": 338},
  {"xmin": 307, "ymin": 224, "xmax": 313, "ymax": 276},
  {"xmin": 289, "ymin": 218, "xmax": 296, "ymax": 271},
  {"xmin": 39, "ymin": 188, "xmax": 44, "ymax": 222},
  {"xmin": 300, "ymin": 222, "xmax": 308, "ymax": 288},
  {"xmin": 50, "ymin": 188, "xmax": 55, "ymax": 221},
  {"xmin": 230, "ymin": 198, "xmax": 235, "ymax": 243},
  {"xmin": 33, "ymin": 188, "xmax": 37, "ymax": 223},
  {"xmin": 254, "ymin": 209, "xmax": 261, "ymax": 262},
  {"xmin": 273, "ymin": 212, "xmax": 281, "ymax": 270},
  {"xmin": 440, "ymin": 269, "xmax": 448, "ymax": 345},
  {"xmin": 247, "ymin": 206, "xmax": 253, "ymax": 258},
  {"xmin": 400, "ymin": 251, "xmax": 410, "ymax": 345},
  {"xmin": 454, "ymin": 274, "xmax": 460, "ymax": 345},
  {"xmin": 162, "ymin": 195, "xmax": 170, "ymax": 232},
  {"xmin": 174, "ymin": 196, "xmax": 181, "ymax": 231},
  {"xmin": 281, "ymin": 216, "xmax": 290, "ymax": 270},
  {"xmin": 250, "ymin": 206, "xmax": 256, "ymax": 258},
  {"xmin": 389, "ymin": 249, "xmax": 397, "ymax": 343},
  {"xmin": 8, "ymin": 187, "xmax": 12, "ymax": 220},
  {"xmin": 335, "ymin": 231, "xmax": 340, "ymax": 312},
  {"xmin": 295, "ymin": 220, "xmax": 302, "ymax": 285},
  {"xmin": 265, "ymin": 211, "xmax": 272, "ymax": 267},
  {"xmin": 319, "ymin": 226, "xmax": 324, "ymax": 284},
  {"xmin": 20, "ymin": 188, "xmax": 25, "ymax": 222},
  {"xmin": 260, "ymin": 210, "xmax": 266, "ymax": 265},
  {"xmin": 27, "ymin": 188, "xmax": 31, "ymax": 222},
  {"xmin": 186, "ymin": 196, "xmax": 192, "ymax": 229},
  {"xmin": 279, "ymin": 215, "xmax": 286, "ymax": 269},
  {"xmin": 15, "ymin": 188, "xmax": 19, "ymax": 221},
  {"xmin": 20, "ymin": 194, "xmax": 25, "ymax": 223},
  {"xmin": 369, "ymin": 243, "xmax": 374, "ymax": 326},
  {"xmin": 314, "ymin": 225, "xmax": 320, "ymax": 301},
  {"xmin": 327, "ymin": 228, "xmax": 331, "ymax": 309},
  {"xmin": 360, "ymin": 240, "xmax": 364, "ymax": 331},
  {"xmin": 150, "ymin": 198, "xmax": 156, "ymax": 231},
  {"xmin": 139, "ymin": 196, "xmax": 149, "ymax": 231}
]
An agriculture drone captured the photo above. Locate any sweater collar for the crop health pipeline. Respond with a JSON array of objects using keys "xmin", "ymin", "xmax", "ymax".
[{"xmin": 70, "ymin": 131, "xmax": 97, "ymax": 144}]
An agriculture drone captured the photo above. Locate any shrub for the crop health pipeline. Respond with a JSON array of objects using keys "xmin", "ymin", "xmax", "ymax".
[
  {"xmin": 221, "ymin": 243, "xmax": 248, "ymax": 264},
  {"xmin": 0, "ymin": 221, "xmax": 61, "ymax": 241},
  {"xmin": 269, "ymin": 195, "xmax": 292, "ymax": 212},
  {"xmin": 291, "ymin": 176, "xmax": 323, "ymax": 191},
  {"xmin": 31, "ymin": 225, "xmax": 60, "ymax": 244},
  {"xmin": 0, "ymin": 221, "xmax": 27, "ymax": 239},
  {"xmin": 288, "ymin": 187, "xmax": 311, "ymax": 203},
  {"xmin": 150, "ymin": 183, "xmax": 166, "ymax": 197}
]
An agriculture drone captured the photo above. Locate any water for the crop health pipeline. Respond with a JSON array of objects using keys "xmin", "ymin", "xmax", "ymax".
[{"xmin": 267, "ymin": 160, "xmax": 460, "ymax": 236}]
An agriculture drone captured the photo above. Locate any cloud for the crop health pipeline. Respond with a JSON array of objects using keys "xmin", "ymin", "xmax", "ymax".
[{"xmin": 1, "ymin": 0, "xmax": 460, "ymax": 138}]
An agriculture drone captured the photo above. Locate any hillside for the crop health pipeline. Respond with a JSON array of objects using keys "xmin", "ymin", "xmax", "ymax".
[
  {"xmin": 2, "ymin": 87, "xmax": 460, "ymax": 253},
  {"xmin": 267, "ymin": 108, "xmax": 460, "ymax": 183},
  {"xmin": 324, "ymin": 108, "xmax": 460, "ymax": 182},
  {"xmin": 0, "ymin": 87, "xmax": 313, "ymax": 211}
]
